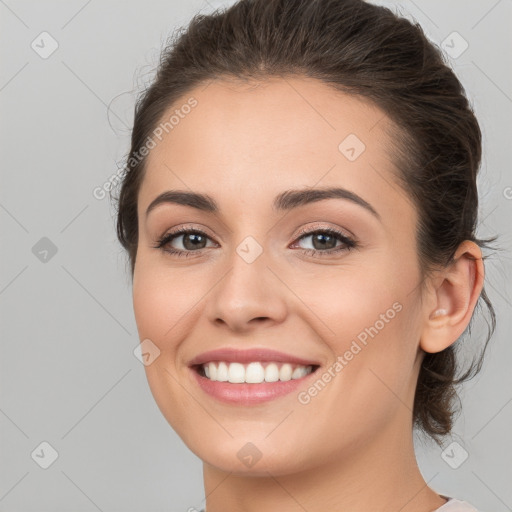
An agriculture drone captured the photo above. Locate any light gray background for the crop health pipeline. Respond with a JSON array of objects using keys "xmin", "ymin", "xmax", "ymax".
[{"xmin": 1, "ymin": 1, "xmax": 511, "ymax": 511}]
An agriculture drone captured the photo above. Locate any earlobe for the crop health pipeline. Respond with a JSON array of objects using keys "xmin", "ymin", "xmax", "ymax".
[{"xmin": 419, "ymin": 241, "xmax": 484, "ymax": 354}]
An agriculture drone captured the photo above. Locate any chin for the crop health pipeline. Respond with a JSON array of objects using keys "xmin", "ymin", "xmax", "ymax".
[{"xmin": 188, "ymin": 437, "xmax": 315, "ymax": 477}]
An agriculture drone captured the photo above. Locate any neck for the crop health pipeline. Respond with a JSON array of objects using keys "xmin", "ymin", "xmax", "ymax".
[{"xmin": 201, "ymin": 417, "xmax": 447, "ymax": 512}]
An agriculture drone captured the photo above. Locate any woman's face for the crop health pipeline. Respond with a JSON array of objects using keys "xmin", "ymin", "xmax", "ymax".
[{"xmin": 133, "ymin": 77, "xmax": 427, "ymax": 475}]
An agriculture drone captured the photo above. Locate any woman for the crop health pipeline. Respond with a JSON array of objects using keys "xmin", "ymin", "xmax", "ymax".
[{"xmin": 113, "ymin": 0, "xmax": 497, "ymax": 510}]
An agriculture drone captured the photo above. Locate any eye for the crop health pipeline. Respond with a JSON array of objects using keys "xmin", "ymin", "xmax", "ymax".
[
  {"xmin": 153, "ymin": 225, "xmax": 358, "ymax": 258},
  {"xmin": 153, "ymin": 227, "xmax": 217, "ymax": 257},
  {"xmin": 291, "ymin": 227, "xmax": 357, "ymax": 257}
]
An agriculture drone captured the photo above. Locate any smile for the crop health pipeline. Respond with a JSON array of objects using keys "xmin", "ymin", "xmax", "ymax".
[
  {"xmin": 190, "ymin": 362, "xmax": 320, "ymax": 405},
  {"xmin": 198, "ymin": 361, "xmax": 316, "ymax": 383}
]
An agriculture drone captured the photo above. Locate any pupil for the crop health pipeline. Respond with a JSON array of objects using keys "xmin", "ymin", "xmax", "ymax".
[
  {"xmin": 313, "ymin": 233, "xmax": 335, "ymax": 250},
  {"xmin": 183, "ymin": 233, "xmax": 206, "ymax": 250}
]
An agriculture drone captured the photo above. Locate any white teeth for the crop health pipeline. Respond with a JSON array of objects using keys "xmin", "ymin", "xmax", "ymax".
[
  {"xmin": 228, "ymin": 362, "xmax": 245, "ymax": 383},
  {"xmin": 265, "ymin": 363, "xmax": 280, "ymax": 382},
  {"xmin": 245, "ymin": 362, "xmax": 265, "ymax": 383},
  {"xmin": 207, "ymin": 362, "xmax": 216, "ymax": 381},
  {"xmin": 292, "ymin": 365, "xmax": 308, "ymax": 379},
  {"xmin": 279, "ymin": 363, "xmax": 292, "ymax": 381},
  {"xmin": 217, "ymin": 361, "xmax": 229, "ymax": 381},
  {"xmin": 200, "ymin": 361, "xmax": 315, "ymax": 383}
]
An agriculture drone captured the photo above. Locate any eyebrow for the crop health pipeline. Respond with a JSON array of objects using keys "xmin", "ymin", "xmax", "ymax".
[{"xmin": 145, "ymin": 187, "xmax": 380, "ymax": 220}]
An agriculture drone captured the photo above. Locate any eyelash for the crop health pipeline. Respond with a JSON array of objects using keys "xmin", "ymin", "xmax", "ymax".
[{"xmin": 153, "ymin": 226, "xmax": 358, "ymax": 259}]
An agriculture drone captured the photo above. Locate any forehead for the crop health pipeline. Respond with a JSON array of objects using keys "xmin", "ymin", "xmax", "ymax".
[{"xmin": 138, "ymin": 76, "xmax": 413, "ymax": 222}]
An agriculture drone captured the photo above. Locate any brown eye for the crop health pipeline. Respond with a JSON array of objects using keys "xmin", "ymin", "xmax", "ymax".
[
  {"xmin": 293, "ymin": 228, "xmax": 357, "ymax": 257},
  {"xmin": 154, "ymin": 228, "xmax": 217, "ymax": 256},
  {"xmin": 300, "ymin": 232, "xmax": 339, "ymax": 251},
  {"xmin": 180, "ymin": 232, "xmax": 208, "ymax": 250}
]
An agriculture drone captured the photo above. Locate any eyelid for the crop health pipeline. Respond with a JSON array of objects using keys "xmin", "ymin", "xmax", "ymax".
[
  {"xmin": 291, "ymin": 221, "xmax": 355, "ymax": 241},
  {"xmin": 161, "ymin": 223, "xmax": 219, "ymax": 240},
  {"xmin": 159, "ymin": 222, "xmax": 352, "ymax": 243}
]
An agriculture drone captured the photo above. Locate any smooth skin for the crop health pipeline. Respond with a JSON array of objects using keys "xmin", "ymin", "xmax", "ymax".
[{"xmin": 132, "ymin": 76, "xmax": 484, "ymax": 512}]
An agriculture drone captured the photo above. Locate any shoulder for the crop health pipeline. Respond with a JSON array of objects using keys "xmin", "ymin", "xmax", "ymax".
[
  {"xmin": 199, "ymin": 498, "xmax": 480, "ymax": 512},
  {"xmin": 435, "ymin": 497, "xmax": 480, "ymax": 511}
]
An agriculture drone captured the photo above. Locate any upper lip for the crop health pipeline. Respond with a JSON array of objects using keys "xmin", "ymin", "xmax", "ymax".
[{"xmin": 188, "ymin": 348, "xmax": 321, "ymax": 367}]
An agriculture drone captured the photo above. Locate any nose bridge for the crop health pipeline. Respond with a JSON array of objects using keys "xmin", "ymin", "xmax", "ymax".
[{"xmin": 205, "ymin": 235, "xmax": 287, "ymax": 329}]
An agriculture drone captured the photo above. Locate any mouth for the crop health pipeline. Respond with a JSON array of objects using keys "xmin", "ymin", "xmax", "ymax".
[
  {"xmin": 189, "ymin": 361, "xmax": 321, "ymax": 405},
  {"xmin": 186, "ymin": 347, "xmax": 322, "ymax": 405}
]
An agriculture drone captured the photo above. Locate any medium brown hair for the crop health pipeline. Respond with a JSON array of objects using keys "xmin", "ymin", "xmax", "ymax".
[{"xmin": 112, "ymin": 0, "xmax": 498, "ymax": 446}]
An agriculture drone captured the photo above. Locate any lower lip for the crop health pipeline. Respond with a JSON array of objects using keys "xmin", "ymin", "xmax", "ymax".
[{"xmin": 189, "ymin": 366, "xmax": 318, "ymax": 405}]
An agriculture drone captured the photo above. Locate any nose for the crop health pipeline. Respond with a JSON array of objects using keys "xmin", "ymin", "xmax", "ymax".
[{"xmin": 204, "ymin": 249, "xmax": 288, "ymax": 333}]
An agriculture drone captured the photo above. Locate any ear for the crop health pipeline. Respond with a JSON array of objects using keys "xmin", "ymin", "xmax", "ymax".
[{"xmin": 419, "ymin": 241, "xmax": 484, "ymax": 354}]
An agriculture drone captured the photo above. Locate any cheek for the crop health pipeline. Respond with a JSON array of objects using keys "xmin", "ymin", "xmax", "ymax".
[
  {"xmin": 132, "ymin": 262, "xmax": 185, "ymax": 348},
  {"xmin": 328, "ymin": 285, "xmax": 421, "ymax": 416},
  {"xmin": 288, "ymin": 261, "xmax": 403, "ymax": 341},
  {"xmin": 132, "ymin": 259, "xmax": 214, "ymax": 360},
  {"xmin": 287, "ymin": 256, "xmax": 420, "ymax": 388},
  {"xmin": 133, "ymin": 269, "xmax": 162, "ymax": 342},
  {"xmin": 132, "ymin": 264, "xmax": 199, "ymax": 427}
]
